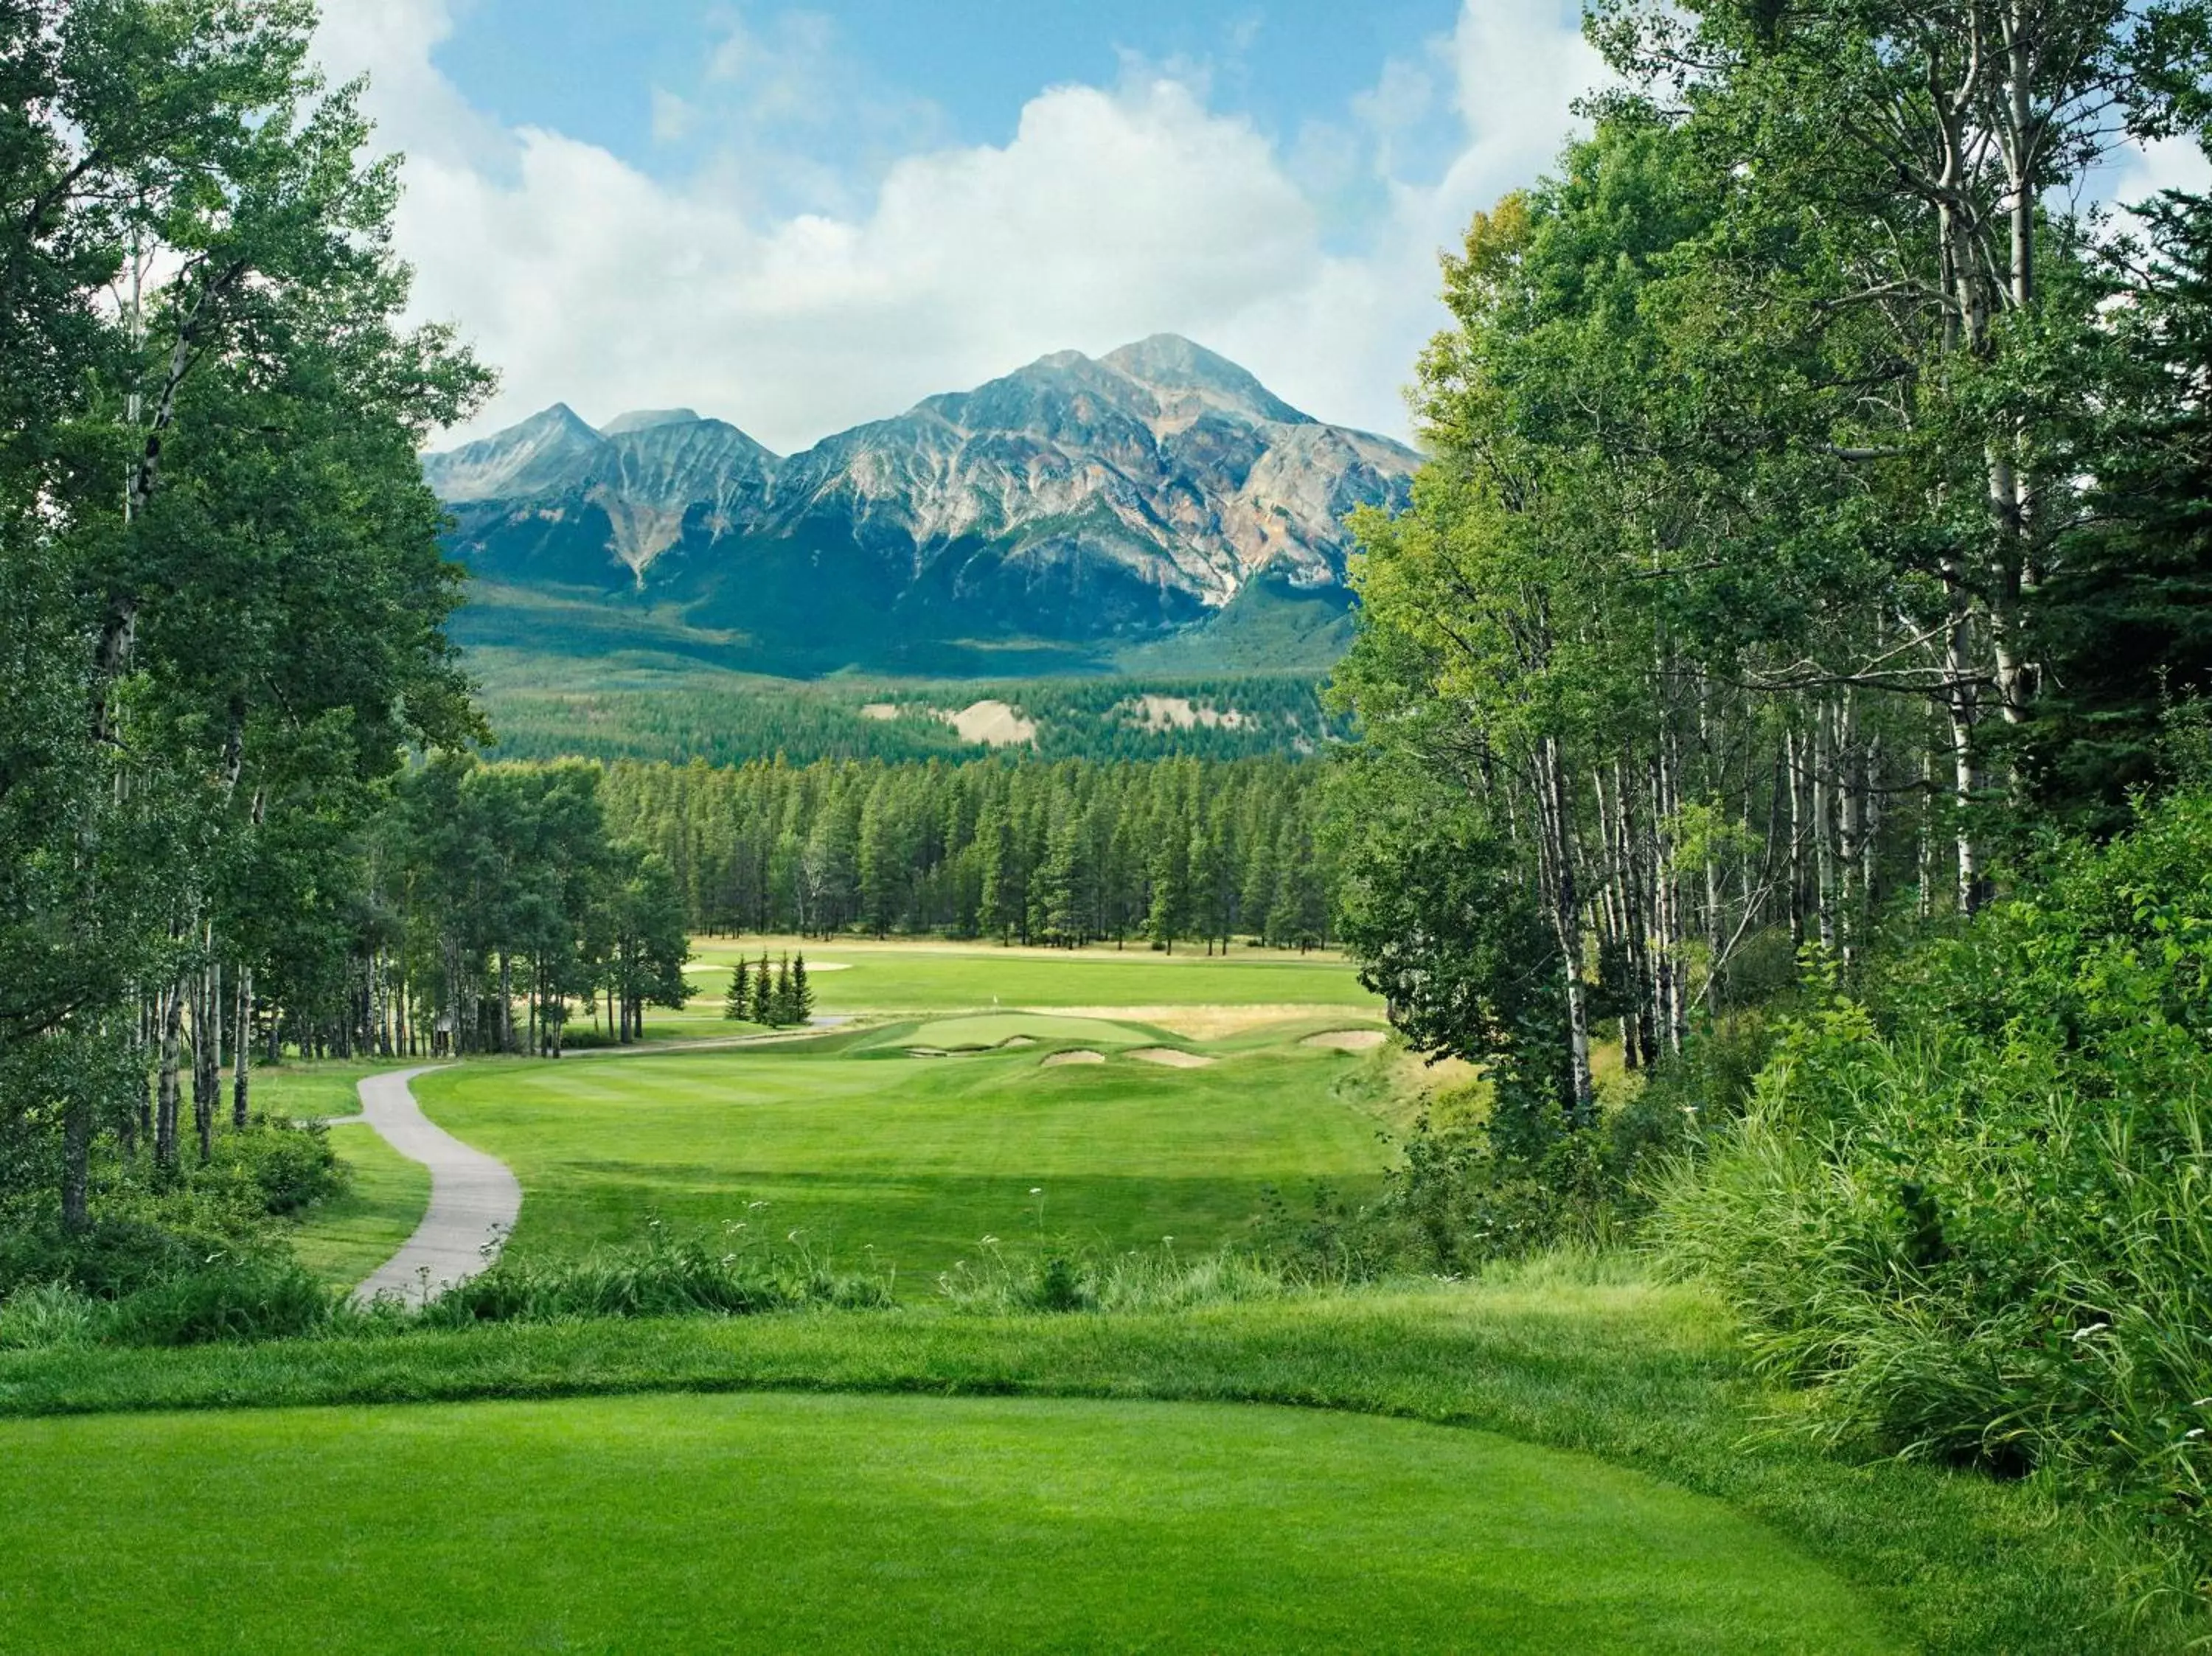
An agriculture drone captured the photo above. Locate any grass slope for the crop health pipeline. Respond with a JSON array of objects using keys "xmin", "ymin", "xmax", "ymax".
[
  {"xmin": 287, "ymin": 1121, "xmax": 431, "ymax": 1289},
  {"xmin": 0, "ymin": 1388, "xmax": 1889, "ymax": 1655},
  {"xmin": 1, "ymin": 1276, "xmax": 2186, "ymax": 1654},
  {"xmin": 409, "ymin": 1037, "xmax": 1390, "ymax": 1280}
]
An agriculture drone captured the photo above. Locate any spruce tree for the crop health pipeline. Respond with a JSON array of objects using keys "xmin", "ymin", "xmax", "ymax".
[
  {"xmin": 790, "ymin": 953, "xmax": 815, "ymax": 1024},
  {"xmin": 749, "ymin": 952, "xmax": 774, "ymax": 1025},
  {"xmin": 723, "ymin": 957, "xmax": 750, "ymax": 1022},
  {"xmin": 772, "ymin": 953, "xmax": 794, "ymax": 1027}
]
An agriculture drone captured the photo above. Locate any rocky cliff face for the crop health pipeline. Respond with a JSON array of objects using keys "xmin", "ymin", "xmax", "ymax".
[{"xmin": 424, "ymin": 335, "xmax": 1418, "ymax": 670}]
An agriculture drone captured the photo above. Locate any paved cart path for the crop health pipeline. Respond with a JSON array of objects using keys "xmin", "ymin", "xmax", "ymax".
[
  {"xmin": 348, "ymin": 1068, "xmax": 521, "ymax": 1307},
  {"xmin": 343, "ymin": 1019, "xmax": 856, "ymax": 1304}
]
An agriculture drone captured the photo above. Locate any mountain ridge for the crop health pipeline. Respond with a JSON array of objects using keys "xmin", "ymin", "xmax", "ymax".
[{"xmin": 425, "ymin": 335, "xmax": 1417, "ymax": 678}]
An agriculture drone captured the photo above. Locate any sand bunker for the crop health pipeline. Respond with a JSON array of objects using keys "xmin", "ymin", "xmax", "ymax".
[
  {"xmin": 859, "ymin": 703, "xmax": 900, "ymax": 721},
  {"xmin": 1130, "ymin": 1048, "xmax": 1216, "ymax": 1069},
  {"xmin": 1038, "ymin": 1004, "xmax": 1364, "ymax": 1041},
  {"xmin": 1304, "ymin": 1029, "xmax": 1389, "ymax": 1053},
  {"xmin": 905, "ymin": 1048, "xmax": 951, "ymax": 1059},
  {"xmin": 1001, "ymin": 1036, "xmax": 1037, "ymax": 1049},
  {"xmin": 1042, "ymin": 1049, "xmax": 1107, "ymax": 1068}
]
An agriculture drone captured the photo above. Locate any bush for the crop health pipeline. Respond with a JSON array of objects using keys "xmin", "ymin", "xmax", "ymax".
[
  {"xmin": 420, "ymin": 1227, "xmax": 891, "ymax": 1327},
  {"xmin": 102, "ymin": 1257, "xmax": 338, "ymax": 1346},
  {"xmin": 934, "ymin": 1239, "xmax": 1291, "ymax": 1313},
  {"xmin": 221, "ymin": 1119, "xmax": 349, "ymax": 1216},
  {"xmin": 1658, "ymin": 786, "xmax": 2212, "ymax": 1560},
  {"xmin": 0, "ymin": 1282, "xmax": 100, "ymax": 1350}
]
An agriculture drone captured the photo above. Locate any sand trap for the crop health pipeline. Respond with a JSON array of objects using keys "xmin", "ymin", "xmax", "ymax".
[
  {"xmin": 1304, "ymin": 1029, "xmax": 1389, "ymax": 1053},
  {"xmin": 905, "ymin": 1047, "xmax": 951, "ymax": 1059},
  {"xmin": 1042, "ymin": 1049, "xmax": 1106, "ymax": 1068},
  {"xmin": 1038, "ymin": 1004, "xmax": 1368, "ymax": 1041},
  {"xmin": 1130, "ymin": 1048, "xmax": 1216, "ymax": 1069},
  {"xmin": 859, "ymin": 703, "xmax": 900, "ymax": 721},
  {"xmin": 1001, "ymin": 1035, "xmax": 1037, "ymax": 1049}
]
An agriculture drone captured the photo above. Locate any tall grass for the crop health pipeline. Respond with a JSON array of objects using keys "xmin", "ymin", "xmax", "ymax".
[{"xmin": 1658, "ymin": 787, "xmax": 2212, "ymax": 1575}]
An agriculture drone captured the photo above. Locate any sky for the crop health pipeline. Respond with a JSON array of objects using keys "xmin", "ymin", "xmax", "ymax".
[{"xmin": 314, "ymin": 2, "xmax": 2208, "ymax": 455}]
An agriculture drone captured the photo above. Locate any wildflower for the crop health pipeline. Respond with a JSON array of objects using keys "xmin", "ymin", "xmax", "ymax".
[
  {"xmin": 981, "ymin": 1235, "xmax": 1000, "ymax": 1245},
  {"xmin": 1030, "ymin": 1187, "xmax": 1043, "ymax": 1195},
  {"xmin": 2071, "ymin": 1323, "xmax": 2111, "ymax": 1341}
]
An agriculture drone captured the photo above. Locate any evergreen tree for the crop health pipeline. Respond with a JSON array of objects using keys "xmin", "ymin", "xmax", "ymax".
[
  {"xmin": 723, "ymin": 957, "xmax": 751, "ymax": 1022},
  {"xmin": 772, "ymin": 953, "xmax": 794, "ymax": 1027},
  {"xmin": 749, "ymin": 952, "xmax": 774, "ymax": 1025},
  {"xmin": 790, "ymin": 952, "xmax": 815, "ymax": 1024}
]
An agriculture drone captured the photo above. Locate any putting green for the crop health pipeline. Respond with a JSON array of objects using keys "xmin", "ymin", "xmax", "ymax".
[{"xmin": 0, "ymin": 1391, "xmax": 1896, "ymax": 1655}]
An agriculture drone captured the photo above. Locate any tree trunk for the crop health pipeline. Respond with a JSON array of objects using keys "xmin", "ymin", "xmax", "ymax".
[
  {"xmin": 232, "ymin": 968, "xmax": 253, "ymax": 1128},
  {"xmin": 1537, "ymin": 737, "xmax": 1594, "ymax": 1124},
  {"xmin": 155, "ymin": 982, "xmax": 186, "ymax": 1172}
]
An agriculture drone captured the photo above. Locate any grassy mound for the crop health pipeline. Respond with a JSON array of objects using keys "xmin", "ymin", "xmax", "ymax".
[{"xmin": 1, "ymin": 1389, "xmax": 1891, "ymax": 1654}]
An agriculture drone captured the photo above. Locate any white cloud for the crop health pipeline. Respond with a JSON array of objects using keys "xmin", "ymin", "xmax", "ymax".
[{"xmin": 317, "ymin": 2, "xmax": 1601, "ymax": 453}]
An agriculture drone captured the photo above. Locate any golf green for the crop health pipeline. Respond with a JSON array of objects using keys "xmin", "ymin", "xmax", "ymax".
[{"xmin": 0, "ymin": 1391, "xmax": 1896, "ymax": 1655}]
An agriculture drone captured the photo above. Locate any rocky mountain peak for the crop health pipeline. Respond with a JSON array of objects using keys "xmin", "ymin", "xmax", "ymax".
[
  {"xmin": 1102, "ymin": 334, "xmax": 1313, "ymax": 431},
  {"xmin": 601, "ymin": 408, "xmax": 703, "ymax": 436},
  {"xmin": 425, "ymin": 340, "xmax": 1419, "ymax": 669}
]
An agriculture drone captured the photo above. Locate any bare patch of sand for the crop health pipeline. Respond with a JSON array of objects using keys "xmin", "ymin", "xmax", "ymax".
[
  {"xmin": 939, "ymin": 700, "xmax": 1037, "ymax": 748},
  {"xmin": 1042, "ymin": 1049, "xmax": 1106, "ymax": 1068},
  {"xmin": 1001, "ymin": 1035, "xmax": 1037, "ymax": 1049},
  {"xmin": 859, "ymin": 703, "xmax": 900, "ymax": 721},
  {"xmin": 1303, "ymin": 1029, "xmax": 1389, "ymax": 1053},
  {"xmin": 1119, "ymin": 694, "xmax": 1249, "ymax": 734},
  {"xmin": 1129, "ymin": 1048, "xmax": 1215, "ymax": 1069},
  {"xmin": 1032, "ymin": 1004, "xmax": 1366, "ymax": 1041}
]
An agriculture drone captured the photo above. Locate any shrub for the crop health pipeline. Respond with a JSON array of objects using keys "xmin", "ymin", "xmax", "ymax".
[
  {"xmin": 0, "ymin": 1282, "xmax": 101, "ymax": 1350},
  {"xmin": 934, "ymin": 1239, "xmax": 1292, "ymax": 1313},
  {"xmin": 102, "ymin": 1258, "xmax": 338, "ymax": 1346},
  {"xmin": 1658, "ymin": 786, "xmax": 2212, "ymax": 1561},
  {"xmin": 420, "ymin": 1227, "xmax": 891, "ymax": 1327}
]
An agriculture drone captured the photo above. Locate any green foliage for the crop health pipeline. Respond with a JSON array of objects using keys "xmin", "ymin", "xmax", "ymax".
[
  {"xmin": 1659, "ymin": 786, "xmax": 2212, "ymax": 1561},
  {"xmin": 420, "ymin": 1227, "xmax": 891, "ymax": 1324},
  {"xmin": 469, "ymin": 650, "xmax": 1350, "ymax": 767},
  {"xmin": 600, "ymin": 752, "xmax": 1335, "ymax": 947}
]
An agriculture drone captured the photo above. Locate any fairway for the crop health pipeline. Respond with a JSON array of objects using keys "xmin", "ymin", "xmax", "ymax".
[
  {"xmin": 0, "ymin": 1391, "xmax": 1896, "ymax": 1655},
  {"xmin": 410, "ymin": 1032, "xmax": 1388, "ymax": 1276},
  {"xmin": 672, "ymin": 935, "xmax": 1381, "ymax": 1029}
]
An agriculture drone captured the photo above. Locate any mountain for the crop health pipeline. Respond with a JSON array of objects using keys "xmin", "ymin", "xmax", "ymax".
[{"xmin": 425, "ymin": 335, "xmax": 1419, "ymax": 678}]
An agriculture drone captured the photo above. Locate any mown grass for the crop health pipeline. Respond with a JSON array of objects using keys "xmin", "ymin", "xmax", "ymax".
[
  {"xmin": 0, "ymin": 1272, "xmax": 2192, "ymax": 1654},
  {"xmin": 286, "ymin": 1121, "xmax": 430, "ymax": 1288},
  {"xmin": 408, "ymin": 1037, "xmax": 1394, "ymax": 1284},
  {"xmin": 675, "ymin": 934, "xmax": 1381, "ymax": 1026},
  {"xmin": 0, "ymin": 1388, "xmax": 1892, "ymax": 1655}
]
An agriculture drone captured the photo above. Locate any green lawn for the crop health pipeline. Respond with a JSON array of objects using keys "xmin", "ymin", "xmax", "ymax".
[
  {"xmin": 287, "ymin": 1121, "xmax": 430, "ymax": 1288},
  {"xmin": 411, "ymin": 1034, "xmax": 1388, "ymax": 1280},
  {"xmin": 0, "ymin": 1389, "xmax": 1891, "ymax": 1655},
  {"xmin": 3, "ymin": 1276, "xmax": 2188, "ymax": 1654},
  {"xmin": 677, "ymin": 934, "xmax": 1381, "ymax": 1023}
]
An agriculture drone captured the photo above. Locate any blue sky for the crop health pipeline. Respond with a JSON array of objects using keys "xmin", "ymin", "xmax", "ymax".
[
  {"xmin": 318, "ymin": 3, "xmax": 2205, "ymax": 453},
  {"xmin": 313, "ymin": 3, "xmax": 1601, "ymax": 448},
  {"xmin": 434, "ymin": 0, "xmax": 1469, "ymax": 188}
]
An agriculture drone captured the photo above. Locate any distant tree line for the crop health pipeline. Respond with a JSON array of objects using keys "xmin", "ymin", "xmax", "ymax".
[
  {"xmin": 478, "ymin": 666, "xmax": 1347, "ymax": 768},
  {"xmin": 600, "ymin": 756, "xmax": 1338, "ymax": 951}
]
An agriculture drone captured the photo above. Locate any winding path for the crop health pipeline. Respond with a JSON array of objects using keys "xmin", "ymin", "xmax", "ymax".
[{"xmin": 349, "ymin": 1067, "xmax": 521, "ymax": 1307}]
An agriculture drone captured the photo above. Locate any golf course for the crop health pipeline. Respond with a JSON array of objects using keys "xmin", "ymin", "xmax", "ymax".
[{"xmin": 0, "ymin": 940, "xmax": 2185, "ymax": 1654}]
